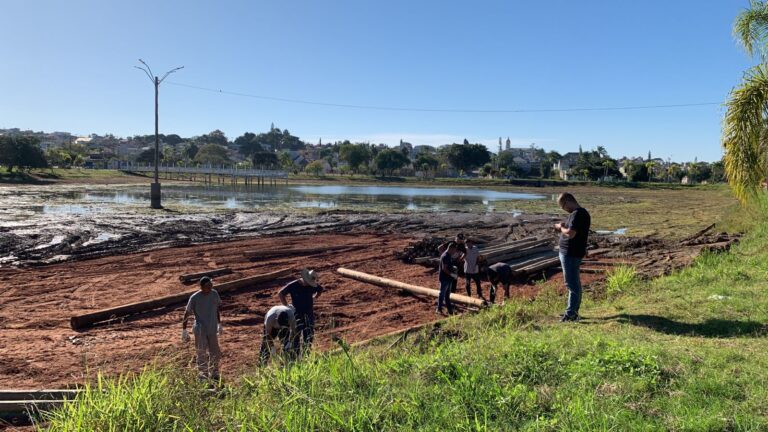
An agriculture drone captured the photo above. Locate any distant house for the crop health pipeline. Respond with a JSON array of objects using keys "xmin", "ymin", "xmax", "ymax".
[{"xmin": 553, "ymin": 152, "xmax": 581, "ymax": 179}]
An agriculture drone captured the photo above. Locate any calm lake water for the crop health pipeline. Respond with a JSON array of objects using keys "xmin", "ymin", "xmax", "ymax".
[{"xmin": 31, "ymin": 184, "xmax": 545, "ymax": 214}]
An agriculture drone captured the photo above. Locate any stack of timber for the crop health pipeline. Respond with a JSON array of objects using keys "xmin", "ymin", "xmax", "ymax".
[
  {"xmin": 70, "ymin": 267, "xmax": 293, "ymax": 330},
  {"xmin": 480, "ymin": 237, "xmax": 554, "ymax": 266},
  {"xmin": 0, "ymin": 389, "xmax": 81, "ymax": 426},
  {"xmin": 394, "ymin": 237, "xmax": 447, "ymax": 263},
  {"xmin": 407, "ymin": 236, "xmax": 555, "ymax": 268}
]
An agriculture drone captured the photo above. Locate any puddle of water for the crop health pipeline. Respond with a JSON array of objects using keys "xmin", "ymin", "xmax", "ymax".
[
  {"xmin": 595, "ymin": 228, "xmax": 628, "ymax": 235},
  {"xmin": 82, "ymin": 232, "xmax": 122, "ymax": 247}
]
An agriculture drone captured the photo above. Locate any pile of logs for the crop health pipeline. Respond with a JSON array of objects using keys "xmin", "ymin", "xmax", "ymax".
[
  {"xmin": 394, "ymin": 237, "xmax": 447, "ymax": 263},
  {"xmin": 406, "ymin": 236, "xmax": 562, "ymax": 277},
  {"xmin": 479, "ymin": 237, "xmax": 553, "ymax": 266}
]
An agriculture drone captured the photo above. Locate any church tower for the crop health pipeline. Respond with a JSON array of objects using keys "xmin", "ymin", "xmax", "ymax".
[{"xmin": 505, "ymin": 137, "xmax": 511, "ymax": 150}]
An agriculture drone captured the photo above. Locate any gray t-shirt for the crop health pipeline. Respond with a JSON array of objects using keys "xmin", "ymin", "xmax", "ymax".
[
  {"xmin": 186, "ymin": 290, "xmax": 221, "ymax": 335},
  {"xmin": 464, "ymin": 245, "xmax": 480, "ymax": 274},
  {"xmin": 264, "ymin": 305, "xmax": 297, "ymax": 337}
]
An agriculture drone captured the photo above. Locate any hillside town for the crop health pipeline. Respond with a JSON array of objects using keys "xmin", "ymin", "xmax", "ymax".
[{"xmin": 0, "ymin": 126, "xmax": 724, "ymax": 184}]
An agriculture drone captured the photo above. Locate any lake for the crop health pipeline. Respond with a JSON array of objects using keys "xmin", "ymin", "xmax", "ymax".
[{"xmin": 6, "ymin": 184, "xmax": 545, "ymax": 216}]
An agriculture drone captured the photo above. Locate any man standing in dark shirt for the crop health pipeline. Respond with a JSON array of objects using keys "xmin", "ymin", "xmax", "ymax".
[
  {"xmin": 554, "ymin": 193, "xmax": 591, "ymax": 322},
  {"xmin": 437, "ymin": 242, "xmax": 458, "ymax": 314},
  {"xmin": 279, "ymin": 268, "xmax": 323, "ymax": 352}
]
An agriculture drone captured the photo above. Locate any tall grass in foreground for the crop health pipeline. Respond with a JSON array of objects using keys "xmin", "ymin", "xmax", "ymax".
[{"xmin": 42, "ymin": 201, "xmax": 768, "ymax": 431}]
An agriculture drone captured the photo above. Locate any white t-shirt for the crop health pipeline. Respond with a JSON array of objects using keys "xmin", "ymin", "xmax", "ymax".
[{"xmin": 464, "ymin": 246, "xmax": 480, "ymax": 274}]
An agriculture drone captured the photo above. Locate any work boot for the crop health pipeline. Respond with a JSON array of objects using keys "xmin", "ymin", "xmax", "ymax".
[{"xmin": 559, "ymin": 313, "xmax": 580, "ymax": 322}]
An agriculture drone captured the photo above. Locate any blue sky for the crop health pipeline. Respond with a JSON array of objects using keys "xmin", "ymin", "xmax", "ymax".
[{"xmin": 1, "ymin": 0, "xmax": 756, "ymax": 161}]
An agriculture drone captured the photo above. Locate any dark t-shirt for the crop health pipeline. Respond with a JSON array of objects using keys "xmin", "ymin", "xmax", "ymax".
[
  {"xmin": 439, "ymin": 251, "xmax": 454, "ymax": 283},
  {"xmin": 559, "ymin": 207, "xmax": 591, "ymax": 258},
  {"xmin": 281, "ymin": 279, "xmax": 323, "ymax": 315},
  {"xmin": 488, "ymin": 263, "xmax": 512, "ymax": 284}
]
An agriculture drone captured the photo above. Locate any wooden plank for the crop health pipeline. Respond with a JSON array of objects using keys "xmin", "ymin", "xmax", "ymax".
[
  {"xmin": 0, "ymin": 389, "xmax": 80, "ymax": 401},
  {"xmin": 337, "ymin": 267, "xmax": 486, "ymax": 307},
  {"xmin": 515, "ymin": 257, "xmax": 561, "ymax": 275},
  {"xmin": 485, "ymin": 244, "xmax": 554, "ymax": 265},
  {"xmin": 70, "ymin": 267, "xmax": 294, "ymax": 330},
  {"xmin": 178, "ymin": 267, "xmax": 232, "ymax": 283}
]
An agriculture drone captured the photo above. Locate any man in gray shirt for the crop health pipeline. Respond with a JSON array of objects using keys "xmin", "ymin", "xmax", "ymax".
[
  {"xmin": 463, "ymin": 238, "xmax": 485, "ymax": 301},
  {"xmin": 259, "ymin": 305, "xmax": 298, "ymax": 365},
  {"xmin": 182, "ymin": 277, "xmax": 222, "ymax": 380}
]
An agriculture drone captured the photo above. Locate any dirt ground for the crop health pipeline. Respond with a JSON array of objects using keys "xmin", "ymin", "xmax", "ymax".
[{"xmin": 0, "ymin": 232, "xmax": 598, "ymax": 388}]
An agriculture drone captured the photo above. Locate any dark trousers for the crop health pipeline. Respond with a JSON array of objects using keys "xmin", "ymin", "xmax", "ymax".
[
  {"xmin": 259, "ymin": 328, "xmax": 297, "ymax": 365},
  {"xmin": 437, "ymin": 278, "xmax": 454, "ymax": 312},
  {"xmin": 465, "ymin": 273, "xmax": 483, "ymax": 298},
  {"xmin": 295, "ymin": 311, "xmax": 315, "ymax": 350}
]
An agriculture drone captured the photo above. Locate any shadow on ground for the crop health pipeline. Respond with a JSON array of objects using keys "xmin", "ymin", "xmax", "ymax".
[{"xmin": 594, "ymin": 314, "xmax": 768, "ymax": 338}]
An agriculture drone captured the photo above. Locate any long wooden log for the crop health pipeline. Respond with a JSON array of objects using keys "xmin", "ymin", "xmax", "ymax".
[
  {"xmin": 243, "ymin": 244, "xmax": 363, "ymax": 259},
  {"xmin": 480, "ymin": 238, "xmax": 545, "ymax": 256},
  {"xmin": 336, "ymin": 267, "xmax": 486, "ymax": 307},
  {"xmin": 0, "ymin": 389, "xmax": 80, "ymax": 401},
  {"xmin": 507, "ymin": 252, "xmax": 559, "ymax": 269},
  {"xmin": 70, "ymin": 267, "xmax": 294, "ymax": 330},
  {"xmin": 516, "ymin": 257, "xmax": 561, "ymax": 275},
  {"xmin": 178, "ymin": 267, "xmax": 232, "ymax": 283}
]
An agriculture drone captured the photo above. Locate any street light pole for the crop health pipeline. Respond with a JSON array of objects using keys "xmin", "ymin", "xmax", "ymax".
[{"xmin": 135, "ymin": 59, "xmax": 183, "ymax": 209}]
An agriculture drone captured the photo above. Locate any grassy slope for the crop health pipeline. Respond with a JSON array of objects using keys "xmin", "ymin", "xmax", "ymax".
[{"xmin": 42, "ymin": 203, "xmax": 768, "ymax": 431}]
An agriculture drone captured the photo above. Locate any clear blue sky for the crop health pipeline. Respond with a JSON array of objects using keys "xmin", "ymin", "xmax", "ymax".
[{"xmin": 1, "ymin": 0, "xmax": 756, "ymax": 161}]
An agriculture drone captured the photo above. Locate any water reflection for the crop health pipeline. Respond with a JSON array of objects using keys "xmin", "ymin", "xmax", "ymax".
[{"xmin": 30, "ymin": 184, "xmax": 545, "ymax": 214}]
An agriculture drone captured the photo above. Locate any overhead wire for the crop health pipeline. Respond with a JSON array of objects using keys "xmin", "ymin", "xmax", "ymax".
[{"xmin": 166, "ymin": 81, "xmax": 721, "ymax": 114}]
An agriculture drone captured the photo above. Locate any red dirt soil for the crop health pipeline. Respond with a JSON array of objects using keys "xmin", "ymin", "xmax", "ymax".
[{"xmin": 0, "ymin": 233, "xmax": 591, "ymax": 388}]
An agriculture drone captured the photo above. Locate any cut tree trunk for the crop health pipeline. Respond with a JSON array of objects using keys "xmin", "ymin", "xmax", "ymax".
[
  {"xmin": 336, "ymin": 267, "xmax": 485, "ymax": 307},
  {"xmin": 178, "ymin": 267, "xmax": 232, "ymax": 283}
]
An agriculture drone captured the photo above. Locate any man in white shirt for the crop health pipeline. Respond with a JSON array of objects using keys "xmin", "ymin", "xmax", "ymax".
[
  {"xmin": 259, "ymin": 305, "xmax": 298, "ymax": 365},
  {"xmin": 463, "ymin": 238, "xmax": 485, "ymax": 301}
]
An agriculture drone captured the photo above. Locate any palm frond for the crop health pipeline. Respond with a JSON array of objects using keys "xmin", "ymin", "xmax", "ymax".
[
  {"xmin": 734, "ymin": 0, "xmax": 768, "ymax": 58},
  {"xmin": 723, "ymin": 64, "xmax": 768, "ymax": 204}
]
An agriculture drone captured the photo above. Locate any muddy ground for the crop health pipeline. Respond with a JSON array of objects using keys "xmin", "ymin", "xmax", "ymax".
[
  {"xmin": 0, "ymin": 227, "xmax": 607, "ymax": 389},
  {"xmin": 0, "ymin": 186, "xmax": 740, "ymax": 389}
]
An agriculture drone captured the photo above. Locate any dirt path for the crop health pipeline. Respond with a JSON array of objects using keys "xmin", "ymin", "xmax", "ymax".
[{"xmin": 1, "ymin": 233, "xmax": 539, "ymax": 388}]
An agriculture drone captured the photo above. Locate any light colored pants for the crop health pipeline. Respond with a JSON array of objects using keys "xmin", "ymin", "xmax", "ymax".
[{"xmin": 194, "ymin": 331, "xmax": 221, "ymax": 379}]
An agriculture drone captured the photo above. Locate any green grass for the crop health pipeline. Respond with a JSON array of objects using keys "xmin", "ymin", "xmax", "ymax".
[{"xmin": 40, "ymin": 200, "xmax": 768, "ymax": 431}]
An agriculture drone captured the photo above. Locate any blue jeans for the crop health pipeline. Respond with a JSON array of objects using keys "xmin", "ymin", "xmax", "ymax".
[
  {"xmin": 559, "ymin": 253, "xmax": 583, "ymax": 316},
  {"xmin": 437, "ymin": 278, "xmax": 454, "ymax": 312}
]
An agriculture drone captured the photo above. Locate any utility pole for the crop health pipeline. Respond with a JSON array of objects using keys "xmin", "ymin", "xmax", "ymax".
[{"xmin": 135, "ymin": 59, "xmax": 183, "ymax": 209}]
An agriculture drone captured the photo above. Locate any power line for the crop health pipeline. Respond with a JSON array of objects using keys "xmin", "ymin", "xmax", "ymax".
[{"xmin": 166, "ymin": 80, "xmax": 721, "ymax": 113}]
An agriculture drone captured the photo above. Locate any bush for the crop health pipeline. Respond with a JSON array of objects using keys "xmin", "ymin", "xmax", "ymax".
[{"xmin": 606, "ymin": 265, "xmax": 637, "ymax": 295}]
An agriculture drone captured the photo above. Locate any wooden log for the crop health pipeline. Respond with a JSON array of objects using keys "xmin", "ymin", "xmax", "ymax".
[
  {"xmin": 480, "ymin": 238, "xmax": 544, "ymax": 256},
  {"xmin": 70, "ymin": 267, "xmax": 294, "ymax": 330},
  {"xmin": 507, "ymin": 251, "xmax": 559, "ymax": 270},
  {"xmin": 515, "ymin": 257, "xmax": 561, "ymax": 275},
  {"xmin": 0, "ymin": 389, "xmax": 80, "ymax": 401},
  {"xmin": 336, "ymin": 267, "xmax": 486, "ymax": 307},
  {"xmin": 485, "ymin": 245, "xmax": 554, "ymax": 265},
  {"xmin": 243, "ymin": 244, "xmax": 363, "ymax": 259},
  {"xmin": 0, "ymin": 400, "xmax": 67, "ymax": 414},
  {"xmin": 178, "ymin": 267, "xmax": 232, "ymax": 283}
]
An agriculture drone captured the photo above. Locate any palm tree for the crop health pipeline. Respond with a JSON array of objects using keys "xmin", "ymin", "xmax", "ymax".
[
  {"xmin": 724, "ymin": 1, "xmax": 768, "ymax": 203},
  {"xmin": 645, "ymin": 161, "xmax": 657, "ymax": 182}
]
